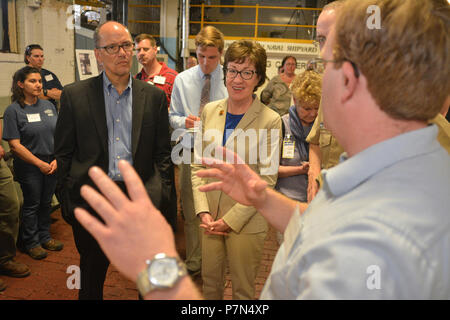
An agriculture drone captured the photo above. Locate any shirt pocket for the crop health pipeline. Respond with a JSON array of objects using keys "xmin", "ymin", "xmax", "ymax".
[
  {"xmin": 318, "ymin": 128, "xmax": 332, "ymax": 148},
  {"xmin": 319, "ymin": 128, "xmax": 332, "ymax": 168}
]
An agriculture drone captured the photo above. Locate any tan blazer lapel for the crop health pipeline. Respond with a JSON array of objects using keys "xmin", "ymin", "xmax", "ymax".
[{"xmin": 224, "ymin": 97, "xmax": 262, "ymax": 148}]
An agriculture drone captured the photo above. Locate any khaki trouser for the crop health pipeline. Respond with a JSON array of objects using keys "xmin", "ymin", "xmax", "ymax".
[
  {"xmin": 179, "ymin": 162, "xmax": 202, "ymax": 272},
  {"xmin": 202, "ymin": 230, "xmax": 267, "ymax": 300},
  {"xmin": 0, "ymin": 159, "xmax": 21, "ymax": 264}
]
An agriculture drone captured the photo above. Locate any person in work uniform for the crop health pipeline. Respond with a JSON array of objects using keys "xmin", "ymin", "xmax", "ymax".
[
  {"xmin": 305, "ymin": 1, "xmax": 345, "ymax": 203},
  {"xmin": 305, "ymin": 104, "xmax": 344, "ymax": 201},
  {"xmin": 24, "ymin": 44, "xmax": 63, "ymax": 109},
  {"xmin": 2, "ymin": 66, "xmax": 63, "ymax": 261},
  {"xmin": 430, "ymin": 96, "xmax": 450, "ymax": 153}
]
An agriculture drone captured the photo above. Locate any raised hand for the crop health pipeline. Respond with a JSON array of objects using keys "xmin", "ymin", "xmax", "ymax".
[
  {"xmin": 74, "ymin": 160, "xmax": 177, "ymax": 282},
  {"xmin": 196, "ymin": 146, "xmax": 268, "ymax": 209}
]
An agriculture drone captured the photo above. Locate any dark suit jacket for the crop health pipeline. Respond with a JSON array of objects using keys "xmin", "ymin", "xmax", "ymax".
[{"xmin": 54, "ymin": 74, "xmax": 176, "ymax": 229}]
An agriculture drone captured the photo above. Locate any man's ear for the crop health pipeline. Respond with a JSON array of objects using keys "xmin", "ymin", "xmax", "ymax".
[
  {"xmin": 94, "ymin": 48, "xmax": 102, "ymax": 64},
  {"xmin": 340, "ymin": 61, "xmax": 358, "ymax": 104}
]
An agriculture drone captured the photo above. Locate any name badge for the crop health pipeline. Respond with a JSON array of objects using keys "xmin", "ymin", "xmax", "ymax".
[
  {"xmin": 153, "ymin": 76, "xmax": 166, "ymax": 85},
  {"xmin": 45, "ymin": 74, "xmax": 54, "ymax": 82},
  {"xmin": 282, "ymin": 134, "xmax": 295, "ymax": 159},
  {"xmin": 27, "ymin": 113, "xmax": 41, "ymax": 123}
]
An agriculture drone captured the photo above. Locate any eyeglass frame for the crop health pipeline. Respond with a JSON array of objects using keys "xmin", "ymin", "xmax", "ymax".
[
  {"xmin": 224, "ymin": 68, "xmax": 258, "ymax": 81},
  {"xmin": 307, "ymin": 57, "xmax": 360, "ymax": 78},
  {"xmin": 97, "ymin": 41, "xmax": 135, "ymax": 55}
]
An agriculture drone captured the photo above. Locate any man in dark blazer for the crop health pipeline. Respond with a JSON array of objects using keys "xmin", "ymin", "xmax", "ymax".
[{"xmin": 54, "ymin": 21, "xmax": 175, "ymax": 300}]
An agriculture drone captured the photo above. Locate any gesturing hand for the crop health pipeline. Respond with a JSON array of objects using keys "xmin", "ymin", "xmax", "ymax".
[
  {"xmin": 74, "ymin": 160, "xmax": 178, "ymax": 282},
  {"xmin": 196, "ymin": 146, "xmax": 268, "ymax": 209}
]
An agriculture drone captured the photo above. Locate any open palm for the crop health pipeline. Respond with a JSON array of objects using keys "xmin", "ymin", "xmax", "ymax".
[{"xmin": 197, "ymin": 147, "xmax": 268, "ymax": 208}]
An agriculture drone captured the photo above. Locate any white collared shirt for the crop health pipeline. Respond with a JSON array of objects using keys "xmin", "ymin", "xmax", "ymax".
[{"xmin": 169, "ymin": 64, "xmax": 228, "ymax": 130}]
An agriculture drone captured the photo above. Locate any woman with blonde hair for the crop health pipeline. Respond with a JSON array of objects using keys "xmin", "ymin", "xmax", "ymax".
[{"xmin": 275, "ymin": 70, "xmax": 322, "ymax": 244}]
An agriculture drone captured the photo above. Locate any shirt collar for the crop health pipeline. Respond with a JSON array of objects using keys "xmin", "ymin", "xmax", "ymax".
[
  {"xmin": 140, "ymin": 61, "xmax": 165, "ymax": 79},
  {"xmin": 196, "ymin": 63, "xmax": 222, "ymax": 79},
  {"xmin": 102, "ymin": 71, "xmax": 132, "ymax": 94},
  {"xmin": 322, "ymin": 125, "xmax": 440, "ymax": 197}
]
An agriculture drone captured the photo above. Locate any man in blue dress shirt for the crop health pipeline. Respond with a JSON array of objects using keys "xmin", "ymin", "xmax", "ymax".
[{"xmin": 54, "ymin": 21, "xmax": 174, "ymax": 300}]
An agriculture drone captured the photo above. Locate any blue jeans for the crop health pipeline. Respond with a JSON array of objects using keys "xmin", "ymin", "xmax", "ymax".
[{"xmin": 14, "ymin": 156, "xmax": 57, "ymax": 251}]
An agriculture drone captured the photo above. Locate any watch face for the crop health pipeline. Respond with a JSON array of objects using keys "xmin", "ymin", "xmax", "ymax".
[{"xmin": 148, "ymin": 258, "xmax": 179, "ymax": 288}]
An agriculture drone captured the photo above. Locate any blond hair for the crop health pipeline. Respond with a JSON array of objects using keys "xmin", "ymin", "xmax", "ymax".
[
  {"xmin": 291, "ymin": 70, "xmax": 322, "ymax": 106},
  {"xmin": 333, "ymin": 0, "xmax": 450, "ymax": 121},
  {"xmin": 195, "ymin": 26, "xmax": 225, "ymax": 53}
]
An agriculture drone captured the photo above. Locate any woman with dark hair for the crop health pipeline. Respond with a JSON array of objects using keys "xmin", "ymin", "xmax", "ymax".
[
  {"xmin": 2, "ymin": 66, "xmax": 63, "ymax": 260},
  {"xmin": 261, "ymin": 55, "xmax": 297, "ymax": 116},
  {"xmin": 191, "ymin": 39, "xmax": 281, "ymax": 300}
]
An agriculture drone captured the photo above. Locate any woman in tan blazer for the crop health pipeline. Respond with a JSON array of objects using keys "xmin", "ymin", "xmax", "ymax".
[{"xmin": 191, "ymin": 40, "xmax": 282, "ymax": 300}]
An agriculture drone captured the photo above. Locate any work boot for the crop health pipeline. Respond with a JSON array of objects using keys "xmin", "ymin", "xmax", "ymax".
[
  {"xmin": 0, "ymin": 258, "xmax": 31, "ymax": 278},
  {"xmin": 42, "ymin": 239, "xmax": 64, "ymax": 251},
  {"xmin": 28, "ymin": 246, "xmax": 48, "ymax": 260},
  {"xmin": 0, "ymin": 278, "xmax": 6, "ymax": 292}
]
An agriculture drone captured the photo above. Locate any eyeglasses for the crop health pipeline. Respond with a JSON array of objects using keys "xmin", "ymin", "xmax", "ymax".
[
  {"xmin": 307, "ymin": 57, "xmax": 360, "ymax": 77},
  {"xmin": 225, "ymin": 68, "xmax": 257, "ymax": 80},
  {"xmin": 97, "ymin": 42, "xmax": 134, "ymax": 54}
]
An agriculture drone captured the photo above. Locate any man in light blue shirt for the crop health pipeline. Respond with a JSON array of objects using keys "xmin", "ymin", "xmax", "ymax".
[
  {"xmin": 55, "ymin": 21, "xmax": 174, "ymax": 300},
  {"xmin": 169, "ymin": 26, "xmax": 228, "ymax": 276},
  {"xmin": 71, "ymin": 0, "xmax": 449, "ymax": 300},
  {"xmin": 102, "ymin": 72, "xmax": 133, "ymax": 181}
]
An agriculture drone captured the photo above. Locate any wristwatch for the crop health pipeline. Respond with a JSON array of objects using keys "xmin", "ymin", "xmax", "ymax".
[
  {"xmin": 43, "ymin": 89, "xmax": 48, "ymax": 96},
  {"xmin": 136, "ymin": 253, "xmax": 187, "ymax": 296}
]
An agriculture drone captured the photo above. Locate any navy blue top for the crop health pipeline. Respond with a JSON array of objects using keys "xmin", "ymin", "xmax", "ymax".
[
  {"xmin": 222, "ymin": 112, "xmax": 245, "ymax": 146},
  {"xmin": 2, "ymin": 99, "xmax": 58, "ymax": 156},
  {"xmin": 41, "ymin": 68, "xmax": 63, "ymax": 107}
]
